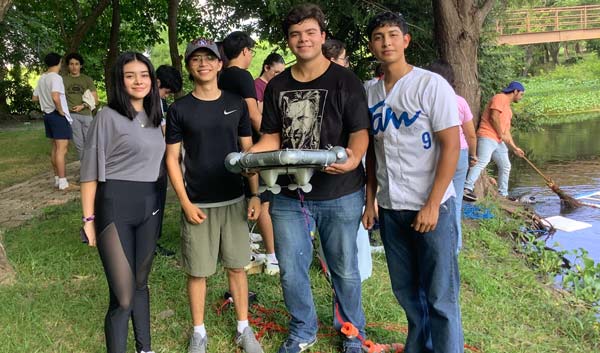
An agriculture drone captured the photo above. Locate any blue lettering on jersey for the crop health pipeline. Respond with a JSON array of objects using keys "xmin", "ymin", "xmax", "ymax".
[{"xmin": 369, "ymin": 100, "xmax": 421, "ymax": 134}]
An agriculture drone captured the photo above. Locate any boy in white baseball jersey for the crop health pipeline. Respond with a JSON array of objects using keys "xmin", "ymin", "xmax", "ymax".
[{"xmin": 362, "ymin": 12, "xmax": 464, "ymax": 353}]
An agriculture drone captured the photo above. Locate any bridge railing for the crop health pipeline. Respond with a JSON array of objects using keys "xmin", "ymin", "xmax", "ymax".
[{"xmin": 496, "ymin": 5, "xmax": 600, "ymax": 35}]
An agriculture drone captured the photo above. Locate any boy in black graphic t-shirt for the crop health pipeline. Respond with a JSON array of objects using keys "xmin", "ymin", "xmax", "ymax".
[
  {"xmin": 165, "ymin": 37, "xmax": 264, "ymax": 353},
  {"xmin": 249, "ymin": 4, "xmax": 370, "ymax": 353}
]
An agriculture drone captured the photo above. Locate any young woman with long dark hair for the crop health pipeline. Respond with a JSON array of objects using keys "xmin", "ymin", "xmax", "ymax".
[{"xmin": 79, "ymin": 52, "xmax": 164, "ymax": 353}]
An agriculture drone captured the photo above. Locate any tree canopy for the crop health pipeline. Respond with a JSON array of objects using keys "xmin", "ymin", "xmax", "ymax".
[{"xmin": 2, "ymin": 0, "xmax": 596, "ymax": 117}]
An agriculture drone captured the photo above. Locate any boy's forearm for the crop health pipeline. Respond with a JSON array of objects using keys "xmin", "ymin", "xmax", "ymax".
[
  {"xmin": 166, "ymin": 149, "xmax": 192, "ymax": 207},
  {"xmin": 51, "ymin": 92, "xmax": 64, "ymax": 115},
  {"xmin": 247, "ymin": 174, "xmax": 259, "ymax": 195},
  {"xmin": 248, "ymin": 133, "xmax": 281, "ymax": 153},
  {"xmin": 245, "ymin": 98, "xmax": 262, "ymax": 134}
]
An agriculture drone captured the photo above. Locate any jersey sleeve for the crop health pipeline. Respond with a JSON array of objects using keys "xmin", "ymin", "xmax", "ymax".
[
  {"xmin": 165, "ymin": 103, "xmax": 183, "ymax": 144},
  {"xmin": 260, "ymin": 81, "xmax": 282, "ymax": 134},
  {"xmin": 426, "ymin": 76, "xmax": 460, "ymax": 132},
  {"xmin": 80, "ymin": 110, "xmax": 108, "ymax": 182}
]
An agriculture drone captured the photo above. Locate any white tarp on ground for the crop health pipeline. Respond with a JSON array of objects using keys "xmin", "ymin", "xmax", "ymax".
[{"xmin": 543, "ymin": 216, "xmax": 592, "ymax": 232}]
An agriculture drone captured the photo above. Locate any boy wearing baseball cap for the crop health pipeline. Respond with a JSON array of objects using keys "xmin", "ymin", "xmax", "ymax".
[
  {"xmin": 165, "ymin": 37, "xmax": 263, "ymax": 353},
  {"xmin": 463, "ymin": 80, "xmax": 526, "ymax": 201}
]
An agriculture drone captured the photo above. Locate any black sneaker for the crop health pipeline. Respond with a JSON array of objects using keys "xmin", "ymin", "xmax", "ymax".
[{"xmin": 463, "ymin": 189, "xmax": 477, "ymax": 202}]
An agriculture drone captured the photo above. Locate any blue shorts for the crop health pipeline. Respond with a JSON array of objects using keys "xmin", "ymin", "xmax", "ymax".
[{"xmin": 44, "ymin": 111, "xmax": 72, "ymax": 140}]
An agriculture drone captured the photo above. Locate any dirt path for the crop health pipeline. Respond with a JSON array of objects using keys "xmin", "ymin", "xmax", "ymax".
[{"xmin": 0, "ymin": 161, "xmax": 81, "ymax": 285}]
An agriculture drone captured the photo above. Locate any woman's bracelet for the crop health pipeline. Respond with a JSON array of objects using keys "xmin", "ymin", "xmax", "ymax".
[{"xmin": 82, "ymin": 215, "xmax": 95, "ymax": 222}]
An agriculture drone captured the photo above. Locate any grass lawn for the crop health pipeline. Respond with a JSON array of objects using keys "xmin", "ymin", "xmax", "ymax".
[
  {"xmin": 0, "ymin": 199, "xmax": 598, "ymax": 353},
  {"xmin": 0, "ymin": 121, "xmax": 78, "ymax": 189}
]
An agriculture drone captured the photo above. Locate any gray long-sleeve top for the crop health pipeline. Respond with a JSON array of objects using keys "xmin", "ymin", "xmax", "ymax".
[{"xmin": 80, "ymin": 107, "xmax": 165, "ymax": 183}]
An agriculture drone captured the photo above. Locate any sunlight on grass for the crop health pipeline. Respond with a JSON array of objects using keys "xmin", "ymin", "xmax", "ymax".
[{"xmin": 0, "ymin": 122, "xmax": 77, "ymax": 189}]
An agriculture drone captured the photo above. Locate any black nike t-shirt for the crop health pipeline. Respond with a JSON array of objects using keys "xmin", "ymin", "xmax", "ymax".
[
  {"xmin": 261, "ymin": 63, "xmax": 371, "ymax": 200},
  {"xmin": 218, "ymin": 66, "xmax": 261, "ymax": 141},
  {"xmin": 218, "ymin": 66, "xmax": 257, "ymax": 99},
  {"xmin": 166, "ymin": 91, "xmax": 252, "ymax": 203}
]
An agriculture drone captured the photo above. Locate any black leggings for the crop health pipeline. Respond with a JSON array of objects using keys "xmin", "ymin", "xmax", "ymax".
[{"xmin": 95, "ymin": 180, "xmax": 161, "ymax": 353}]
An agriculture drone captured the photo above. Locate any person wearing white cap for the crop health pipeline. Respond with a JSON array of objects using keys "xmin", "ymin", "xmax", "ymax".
[{"xmin": 463, "ymin": 81, "xmax": 526, "ymax": 201}]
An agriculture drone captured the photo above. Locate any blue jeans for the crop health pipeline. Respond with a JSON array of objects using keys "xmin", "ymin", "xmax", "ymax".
[
  {"xmin": 464, "ymin": 137, "xmax": 511, "ymax": 196},
  {"xmin": 379, "ymin": 199, "xmax": 463, "ymax": 353},
  {"xmin": 452, "ymin": 149, "xmax": 469, "ymax": 251},
  {"xmin": 270, "ymin": 189, "xmax": 366, "ymax": 347}
]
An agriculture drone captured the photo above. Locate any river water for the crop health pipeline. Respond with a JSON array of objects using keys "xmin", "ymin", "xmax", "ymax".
[{"xmin": 510, "ymin": 118, "xmax": 600, "ymax": 261}]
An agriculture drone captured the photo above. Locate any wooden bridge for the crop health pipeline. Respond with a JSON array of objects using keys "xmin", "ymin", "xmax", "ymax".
[{"xmin": 496, "ymin": 5, "xmax": 600, "ymax": 45}]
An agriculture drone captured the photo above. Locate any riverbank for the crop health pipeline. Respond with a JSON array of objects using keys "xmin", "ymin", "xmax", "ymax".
[
  {"xmin": 513, "ymin": 54, "xmax": 600, "ymax": 128},
  {"xmin": 0, "ymin": 193, "xmax": 598, "ymax": 352}
]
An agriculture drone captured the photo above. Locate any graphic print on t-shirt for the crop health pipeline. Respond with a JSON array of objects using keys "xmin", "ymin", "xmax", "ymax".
[
  {"xmin": 67, "ymin": 83, "xmax": 85, "ymax": 96},
  {"xmin": 280, "ymin": 89, "xmax": 327, "ymax": 149}
]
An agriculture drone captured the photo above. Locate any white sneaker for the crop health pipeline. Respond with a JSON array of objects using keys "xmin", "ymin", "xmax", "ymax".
[
  {"xmin": 264, "ymin": 262, "xmax": 280, "ymax": 275},
  {"xmin": 58, "ymin": 180, "xmax": 69, "ymax": 190}
]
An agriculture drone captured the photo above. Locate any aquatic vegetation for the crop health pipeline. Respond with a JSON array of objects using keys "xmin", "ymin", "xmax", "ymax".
[
  {"xmin": 518, "ymin": 233, "xmax": 600, "ymax": 306},
  {"xmin": 562, "ymin": 249, "xmax": 600, "ymax": 304},
  {"xmin": 512, "ymin": 55, "xmax": 600, "ymax": 130}
]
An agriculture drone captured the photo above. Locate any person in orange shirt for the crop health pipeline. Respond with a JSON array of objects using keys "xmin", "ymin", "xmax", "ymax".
[{"xmin": 463, "ymin": 81, "xmax": 525, "ymax": 201}]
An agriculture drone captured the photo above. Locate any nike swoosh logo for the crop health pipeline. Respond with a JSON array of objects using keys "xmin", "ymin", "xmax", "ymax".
[
  {"xmin": 224, "ymin": 109, "xmax": 238, "ymax": 115},
  {"xmin": 152, "ymin": 209, "xmax": 160, "ymax": 215}
]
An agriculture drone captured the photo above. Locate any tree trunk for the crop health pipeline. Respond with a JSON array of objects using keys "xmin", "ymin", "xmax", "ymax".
[
  {"xmin": 563, "ymin": 42, "xmax": 569, "ymax": 59},
  {"xmin": 167, "ymin": 0, "xmax": 183, "ymax": 98},
  {"xmin": 0, "ymin": 0, "xmax": 12, "ymax": 22},
  {"xmin": 547, "ymin": 43, "xmax": 559, "ymax": 65},
  {"xmin": 64, "ymin": 0, "xmax": 111, "ymax": 53},
  {"xmin": 104, "ymin": 0, "xmax": 120, "ymax": 102},
  {"xmin": 575, "ymin": 42, "xmax": 582, "ymax": 55},
  {"xmin": 432, "ymin": 0, "xmax": 495, "ymax": 125},
  {"xmin": 522, "ymin": 45, "xmax": 533, "ymax": 76},
  {"xmin": 0, "ymin": 66, "xmax": 9, "ymax": 113}
]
